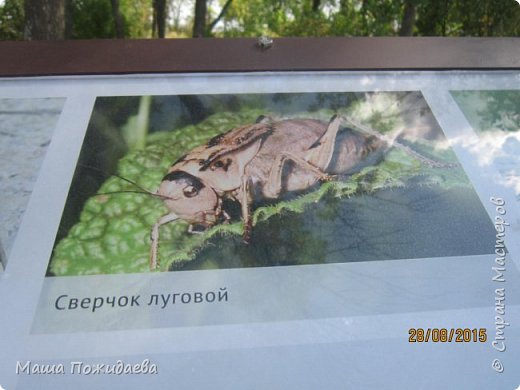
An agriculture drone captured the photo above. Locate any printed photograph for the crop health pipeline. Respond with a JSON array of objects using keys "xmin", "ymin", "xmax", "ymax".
[{"xmin": 47, "ymin": 91, "xmax": 496, "ymax": 276}]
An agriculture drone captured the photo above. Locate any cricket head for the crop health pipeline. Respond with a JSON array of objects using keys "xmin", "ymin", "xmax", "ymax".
[{"xmin": 158, "ymin": 171, "xmax": 220, "ymax": 226}]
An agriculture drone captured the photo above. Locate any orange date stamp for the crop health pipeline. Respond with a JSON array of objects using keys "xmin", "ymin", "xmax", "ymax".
[{"xmin": 408, "ymin": 328, "xmax": 487, "ymax": 343}]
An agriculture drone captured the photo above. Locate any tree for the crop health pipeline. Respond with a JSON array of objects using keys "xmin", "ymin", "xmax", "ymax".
[
  {"xmin": 66, "ymin": 0, "xmax": 152, "ymax": 39},
  {"xmin": 414, "ymin": 0, "xmax": 519, "ymax": 37},
  {"xmin": 192, "ymin": 0, "xmax": 233, "ymax": 38},
  {"xmin": 24, "ymin": 0, "xmax": 65, "ymax": 39},
  {"xmin": 452, "ymin": 0, "xmax": 520, "ymax": 36},
  {"xmin": 122, "ymin": 0, "xmax": 153, "ymax": 38},
  {"xmin": 207, "ymin": 0, "xmax": 233, "ymax": 35},
  {"xmin": 312, "ymin": 0, "xmax": 321, "ymax": 13},
  {"xmin": 399, "ymin": 0, "xmax": 416, "ymax": 36},
  {"xmin": 69, "ymin": 0, "xmax": 116, "ymax": 38},
  {"xmin": 152, "ymin": 0, "xmax": 166, "ymax": 38},
  {"xmin": 110, "ymin": 0, "xmax": 126, "ymax": 38},
  {"xmin": 0, "ymin": 0, "xmax": 24, "ymax": 40},
  {"xmin": 192, "ymin": 0, "xmax": 206, "ymax": 37},
  {"xmin": 2, "ymin": 0, "xmax": 520, "ymax": 41}
]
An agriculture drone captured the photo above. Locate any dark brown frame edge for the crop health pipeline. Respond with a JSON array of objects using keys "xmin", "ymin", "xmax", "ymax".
[{"xmin": 0, "ymin": 37, "xmax": 519, "ymax": 77}]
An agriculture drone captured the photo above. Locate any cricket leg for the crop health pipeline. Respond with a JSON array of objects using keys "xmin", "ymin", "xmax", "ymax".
[
  {"xmin": 214, "ymin": 197, "xmax": 231, "ymax": 224},
  {"xmin": 150, "ymin": 213, "xmax": 178, "ymax": 270},
  {"xmin": 304, "ymin": 114, "xmax": 342, "ymax": 170},
  {"xmin": 264, "ymin": 151, "xmax": 333, "ymax": 199},
  {"xmin": 187, "ymin": 224, "xmax": 205, "ymax": 234},
  {"xmin": 239, "ymin": 176, "xmax": 254, "ymax": 243},
  {"xmin": 222, "ymin": 209, "xmax": 231, "ymax": 224},
  {"xmin": 342, "ymin": 115, "xmax": 456, "ymax": 168}
]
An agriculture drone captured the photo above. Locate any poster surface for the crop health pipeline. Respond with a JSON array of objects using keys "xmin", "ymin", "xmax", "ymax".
[{"xmin": 0, "ymin": 72, "xmax": 518, "ymax": 390}]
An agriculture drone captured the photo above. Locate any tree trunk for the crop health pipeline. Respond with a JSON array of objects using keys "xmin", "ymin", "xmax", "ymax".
[
  {"xmin": 153, "ymin": 0, "xmax": 166, "ymax": 38},
  {"xmin": 192, "ymin": 0, "xmax": 206, "ymax": 37},
  {"xmin": 399, "ymin": 0, "xmax": 416, "ymax": 36},
  {"xmin": 64, "ymin": 0, "xmax": 73, "ymax": 39},
  {"xmin": 207, "ymin": 0, "xmax": 233, "ymax": 34},
  {"xmin": 110, "ymin": 0, "xmax": 125, "ymax": 38},
  {"xmin": 24, "ymin": 0, "xmax": 65, "ymax": 40},
  {"xmin": 312, "ymin": 0, "xmax": 320, "ymax": 13}
]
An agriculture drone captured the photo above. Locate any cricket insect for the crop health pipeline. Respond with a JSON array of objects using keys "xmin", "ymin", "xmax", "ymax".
[{"xmin": 147, "ymin": 114, "xmax": 452, "ymax": 270}]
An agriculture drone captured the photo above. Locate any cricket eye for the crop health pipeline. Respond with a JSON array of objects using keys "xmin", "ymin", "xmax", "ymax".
[
  {"xmin": 212, "ymin": 158, "xmax": 232, "ymax": 171},
  {"xmin": 183, "ymin": 185, "xmax": 199, "ymax": 198}
]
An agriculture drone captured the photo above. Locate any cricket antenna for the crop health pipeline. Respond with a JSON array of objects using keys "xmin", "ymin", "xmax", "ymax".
[{"xmin": 78, "ymin": 164, "xmax": 174, "ymax": 201}]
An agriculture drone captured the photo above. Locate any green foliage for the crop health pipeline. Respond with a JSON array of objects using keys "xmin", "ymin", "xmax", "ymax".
[
  {"xmin": 70, "ymin": 0, "xmax": 116, "ymax": 38},
  {"xmin": 69, "ymin": 0, "xmax": 152, "ymax": 39},
  {"xmin": 0, "ymin": 0, "xmax": 24, "ymax": 40},
  {"xmin": 1, "ymin": 0, "xmax": 519, "ymax": 40},
  {"xmin": 50, "ymin": 104, "xmax": 467, "ymax": 276},
  {"xmin": 217, "ymin": 0, "xmax": 519, "ymax": 37},
  {"xmin": 479, "ymin": 91, "xmax": 520, "ymax": 132},
  {"xmin": 416, "ymin": 0, "xmax": 520, "ymax": 36},
  {"xmin": 50, "ymin": 109, "xmax": 264, "ymax": 275},
  {"xmin": 123, "ymin": 0, "xmax": 153, "ymax": 38},
  {"xmin": 453, "ymin": 0, "xmax": 520, "ymax": 36},
  {"xmin": 451, "ymin": 90, "xmax": 520, "ymax": 133}
]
